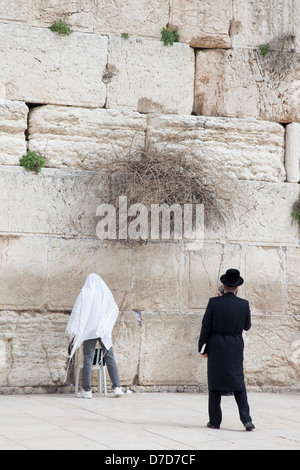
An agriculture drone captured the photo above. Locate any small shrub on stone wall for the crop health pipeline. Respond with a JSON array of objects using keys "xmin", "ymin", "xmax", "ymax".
[
  {"xmin": 292, "ymin": 198, "xmax": 300, "ymax": 226},
  {"xmin": 259, "ymin": 44, "xmax": 270, "ymax": 57},
  {"xmin": 161, "ymin": 26, "xmax": 179, "ymax": 46},
  {"xmin": 49, "ymin": 20, "xmax": 73, "ymax": 36},
  {"xmin": 19, "ymin": 150, "xmax": 46, "ymax": 174}
]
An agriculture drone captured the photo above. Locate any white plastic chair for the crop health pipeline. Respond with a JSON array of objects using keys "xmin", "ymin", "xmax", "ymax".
[{"xmin": 75, "ymin": 342, "xmax": 107, "ymax": 395}]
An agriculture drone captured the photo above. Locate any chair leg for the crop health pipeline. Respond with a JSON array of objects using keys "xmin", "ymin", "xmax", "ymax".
[
  {"xmin": 103, "ymin": 366, "xmax": 107, "ymax": 396},
  {"xmin": 75, "ymin": 366, "xmax": 81, "ymax": 394},
  {"xmin": 96, "ymin": 365, "xmax": 107, "ymax": 395},
  {"xmin": 98, "ymin": 368, "xmax": 102, "ymax": 394}
]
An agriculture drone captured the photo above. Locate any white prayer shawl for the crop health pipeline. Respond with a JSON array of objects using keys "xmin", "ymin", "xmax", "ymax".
[{"xmin": 66, "ymin": 273, "xmax": 119, "ymax": 359}]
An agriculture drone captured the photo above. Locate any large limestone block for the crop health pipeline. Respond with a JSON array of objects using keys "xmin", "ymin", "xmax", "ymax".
[
  {"xmin": 286, "ymin": 247, "xmax": 300, "ymax": 316},
  {"xmin": 0, "ymin": 166, "xmax": 99, "ymax": 236},
  {"xmin": 132, "ymin": 243, "xmax": 187, "ymax": 313},
  {"xmin": 285, "ymin": 123, "xmax": 300, "ymax": 183},
  {"xmin": 170, "ymin": 0, "xmax": 233, "ymax": 48},
  {"xmin": 3, "ymin": 0, "xmax": 169, "ymax": 38},
  {"xmin": 0, "ymin": 100, "xmax": 28, "ymax": 165},
  {"xmin": 232, "ymin": 0, "xmax": 300, "ymax": 52},
  {"xmin": 188, "ymin": 243, "xmax": 243, "ymax": 309},
  {"xmin": 0, "ymin": 311, "xmax": 67, "ymax": 389},
  {"xmin": 204, "ymin": 181, "xmax": 299, "ymax": 245},
  {"xmin": 138, "ymin": 313, "xmax": 205, "ymax": 386},
  {"xmin": 242, "ymin": 246, "xmax": 286, "ymax": 314},
  {"xmin": 0, "ymin": 1, "xmax": 28, "ymax": 22},
  {"xmin": 0, "ymin": 237, "xmax": 47, "ymax": 310},
  {"xmin": 146, "ymin": 114, "xmax": 286, "ymax": 182},
  {"xmin": 188, "ymin": 242, "xmax": 297, "ymax": 315},
  {"xmin": 244, "ymin": 315, "xmax": 300, "ymax": 389},
  {"xmin": 28, "ymin": 106, "xmax": 146, "ymax": 169},
  {"xmin": 30, "ymin": 0, "xmax": 95, "ymax": 31},
  {"xmin": 110, "ymin": 312, "xmax": 141, "ymax": 387},
  {"xmin": 106, "ymin": 37, "xmax": 195, "ymax": 114},
  {"xmin": 194, "ymin": 48, "xmax": 300, "ymax": 123},
  {"xmin": 0, "ymin": 23, "xmax": 107, "ymax": 107},
  {"xmin": 93, "ymin": 0, "xmax": 169, "ymax": 38},
  {"xmin": 47, "ymin": 238, "xmax": 132, "ymax": 311}
]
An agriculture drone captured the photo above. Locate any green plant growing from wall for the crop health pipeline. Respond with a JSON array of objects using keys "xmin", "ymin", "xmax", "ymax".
[
  {"xmin": 20, "ymin": 150, "xmax": 46, "ymax": 174},
  {"xmin": 121, "ymin": 33, "xmax": 129, "ymax": 39},
  {"xmin": 292, "ymin": 198, "xmax": 300, "ymax": 226},
  {"xmin": 49, "ymin": 20, "xmax": 73, "ymax": 36},
  {"xmin": 161, "ymin": 26, "xmax": 179, "ymax": 46},
  {"xmin": 259, "ymin": 43, "xmax": 270, "ymax": 57}
]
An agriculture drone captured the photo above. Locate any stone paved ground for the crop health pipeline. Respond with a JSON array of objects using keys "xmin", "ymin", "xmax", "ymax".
[{"xmin": 0, "ymin": 391, "xmax": 299, "ymax": 450}]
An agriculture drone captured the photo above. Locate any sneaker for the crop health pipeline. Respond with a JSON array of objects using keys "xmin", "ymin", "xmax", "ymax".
[
  {"xmin": 77, "ymin": 390, "xmax": 92, "ymax": 399},
  {"xmin": 113, "ymin": 387, "xmax": 124, "ymax": 397}
]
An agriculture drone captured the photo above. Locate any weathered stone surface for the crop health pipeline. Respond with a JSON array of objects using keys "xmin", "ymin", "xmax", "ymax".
[
  {"xmin": 147, "ymin": 114, "xmax": 286, "ymax": 182},
  {"xmin": 2, "ymin": 157, "xmax": 296, "ymax": 251},
  {"xmin": 170, "ymin": 0, "xmax": 232, "ymax": 48},
  {"xmin": 93, "ymin": 0, "xmax": 169, "ymax": 38},
  {"xmin": 204, "ymin": 181, "xmax": 299, "ymax": 245},
  {"xmin": 29, "ymin": 106, "xmax": 146, "ymax": 169},
  {"xmin": 0, "ymin": 311, "xmax": 67, "ymax": 388},
  {"xmin": 1, "ymin": 307, "xmax": 299, "ymax": 391},
  {"xmin": 0, "ymin": 100, "xmax": 27, "ymax": 165},
  {"xmin": 3, "ymin": 0, "xmax": 300, "ymax": 54},
  {"xmin": 47, "ymin": 239, "xmax": 133, "ymax": 311},
  {"xmin": 0, "ymin": 0, "xmax": 298, "ymax": 393},
  {"xmin": 0, "ymin": 237, "xmax": 47, "ymax": 310},
  {"xmin": 0, "ymin": 1, "xmax": 29, "ymax": 22},
  {"xmin": 188, "ymin": 242, "xmax": 298, "ymax": 315},
  {"xmin": 242, "ymin": 246, "xmax": 286, "ymax": 314},
  {"xmin": 286, "ymin": 247, "xmax": 300, "ymax": 316},
  {"xmin": 194, "ymin": 48, "xmax": 300, "ymax": 123},
  {"xmin": 285, "ymin": 123, "xmax": 300, "ymax": 183},
  {"xmin": 136, "ymin": 312, "xmax": 300, "ymax": 388},
  {"xmin": 138, "ymin": 313, "xmax": 205, "ymax": 386},
  {"xmin": 0, "ymin": 23, "xmax": 107, "ymax": 107},
  {"xmin": 110, "ymin": 312, "xmax": 141, "ymax": 386},
  {"xmin": 106, "ymin": 37, "xmax": 195, "ymax": 114},
  {"xmin": 244, "ymin": 315, "xmax": 300, "ymax": 389},
  {"xmin": 30, "ymin": 0, "xmax": 95, "ymax": 31},
  {"xmin": 132, "ymin": 243, "xmax": 186, "ymax": 313},
  {"xmin": 0, "ymin": 166, "xmax": 99, "ymax": 236},
  {"xmin": 0, "ymin": 0, "xmax": 169, "ymax": 38},
  {"xmin": 188, "ymin": 244, "xmax": 242, "ymax": 309},
  {"xmin": 233, "ymin": 0, "xmax": 300, "ymax": 52},
  {"xmin": 170, "ymin": 0, "xmax": 300, "ymax": 52}
]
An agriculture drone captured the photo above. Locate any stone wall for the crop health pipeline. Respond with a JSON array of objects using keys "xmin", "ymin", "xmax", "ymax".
[{"xmin": 0, "ymin": 1, "xmax": 299, "ymax": 394}]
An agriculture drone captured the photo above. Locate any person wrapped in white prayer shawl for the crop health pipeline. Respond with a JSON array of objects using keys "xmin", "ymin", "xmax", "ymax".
[{"xmin": 66, "ymin": 273, "xmax": 123, "ymax": 398}]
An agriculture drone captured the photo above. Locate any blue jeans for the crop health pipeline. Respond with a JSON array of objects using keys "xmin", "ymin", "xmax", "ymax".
[{"xmin": 82, "ymin": 338, "xmax": 120, "ymax": 391}]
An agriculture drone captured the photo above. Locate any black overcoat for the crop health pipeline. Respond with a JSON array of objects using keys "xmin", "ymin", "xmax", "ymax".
[{"xmin": 198, "ymin": 292, "xmax": 251, "ymax": 392}]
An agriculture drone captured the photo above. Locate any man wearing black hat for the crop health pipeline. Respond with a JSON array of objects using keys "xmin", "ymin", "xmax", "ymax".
[{"xmin": 198, "ymin": 269, "xmax": 255, "ymax": 431}]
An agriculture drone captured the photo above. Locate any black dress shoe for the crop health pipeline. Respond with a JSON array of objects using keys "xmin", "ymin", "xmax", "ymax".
[
  {"xmin": 244, "ymin": 422, "xmax": 255, "ymax": 431},
  {"xmin": 207, "ymin": 422, "xmax": 220, "ymax": 429}
]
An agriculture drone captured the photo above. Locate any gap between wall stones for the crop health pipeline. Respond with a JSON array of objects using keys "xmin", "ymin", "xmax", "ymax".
[{"xmin": 0, "ymin": 309, "xmax": 299, "ymax": 319}]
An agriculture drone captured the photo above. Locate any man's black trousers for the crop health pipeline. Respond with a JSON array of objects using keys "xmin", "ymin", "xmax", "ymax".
[{"xmin": 208, "ymin": 389, "xmax": 252, "ymax": 427}]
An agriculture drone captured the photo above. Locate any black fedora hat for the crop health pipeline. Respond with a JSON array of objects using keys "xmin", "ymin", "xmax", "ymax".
[{"xmin": 220, "ymin": 268, "xmax": 244, "ymax": 287}]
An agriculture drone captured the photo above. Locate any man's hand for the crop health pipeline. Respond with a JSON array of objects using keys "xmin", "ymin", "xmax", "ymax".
[{"xmin": 200, "ymin": 353, "xmax": 207, "ymax": 358}]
